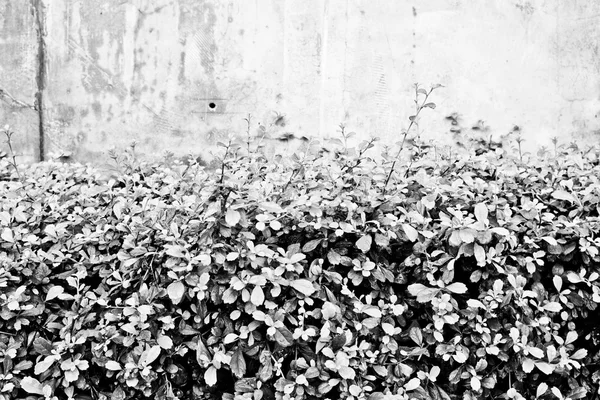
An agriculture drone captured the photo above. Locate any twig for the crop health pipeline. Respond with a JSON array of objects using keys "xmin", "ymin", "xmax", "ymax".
[
  {"xmin": 4, "ymin": 127, "xmax": 22, "ymax": 180},
  {"xmin": 0, "ymin": 88, "xmax": 36, "ymax": 110},
  {"xmin": 382, "ymin": 84, "xmax": 439, "ymax": 195}
]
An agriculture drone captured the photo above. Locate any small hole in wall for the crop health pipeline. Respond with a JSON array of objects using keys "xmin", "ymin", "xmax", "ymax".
[{"xmin": 209, "ymin": 102, "xmax": 216, "ymax": 109}]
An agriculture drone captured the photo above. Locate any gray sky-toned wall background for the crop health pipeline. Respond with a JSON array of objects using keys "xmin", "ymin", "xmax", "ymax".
[{"xmin": 1, "ymin": 0, "xmax": 600, "ymax": 163}]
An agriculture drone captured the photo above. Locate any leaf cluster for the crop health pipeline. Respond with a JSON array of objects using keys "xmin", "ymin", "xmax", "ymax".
[{"xmin": 1, "ymin": 126, "xmax": 600, "ymax": 400}]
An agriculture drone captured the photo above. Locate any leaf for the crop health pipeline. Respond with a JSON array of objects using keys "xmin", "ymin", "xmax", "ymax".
[
  {"xmin": 567, "ymin": 272, "xmax": 583, "ymax": 283},
  {"xmin": 402, "ymin": 224, "xmax": 419, "ymax": 242},
  {"xmin": 381, "ymin": 323, "xmax": 395, "ymax": 336},
  {"xmin": 551, "ymin": 388, "xmax": 562, "ymax": 399},
  {"xmin": 165, "ymin": 245, "xmax": 186, "ymax": 258},
  {"xmin": 527, "ymin": 346, "xmax": 544, "ymax": 359},
  {"xmin": 46, "ymin": 285, "xmax": 64, "ymax": 301},
  {"xmin": 490, "ymin": 227, "xmax": 510, "ymax": 236},
  {"xmin": 260, "ymin": 202, "xmax": 284, "ymax": 214},
  {"xmin": 111, "ymin": 387, "xmax": 126, "ymax": 400},
  {"xmin": 423, "ymin": 102, "xmax": 436, "ymax": 109},
  {"xmin": 467, "ymin": 299, "xmax": 485, "ymax": 309},
  {"xmin": 553, "ymin": 276, "xmax": 562, "ymax": 292},
  {"xmin": 362, "ymin": 306, "xmax": 382, "ymax": 318},
  {"xmin": 330, "ymin": 334, "xmax": 346, "ymax": 352},
  {"xmin": 445, "ymin": 282, "xmax": 468, "ymax": 294},
  {"xmin": 543, "ymin": 302, "xmax": 562, "ymax": 312},
  {"xmin": 34, "ymin": 356, "xmax": 55, "ymax": 375},
  {"xmin": 404, "ymin": 377, "xmax": 421, "ymax": 391},
  {"xmin": 474, "ymin": 203, "xmax": 488, "ymax": 224},
  {"xmin": 322, "ymin": 301, "xmax": 339, "ymax": 320},
  {"xmin": 21, "ymin": 377, "xmax": 45, "ymax": 395},
  {"xmin": 222, "ymin": 288, "xmax": 238, "ymax": 304},
  {"xmin": 452, "ymin": 350, "xmax": 468, "ymax": 363},
  {"xmin": 1, "ymin": 228, "xmax": 14, "ymax": 243},
  {"xmin": 140, "ymin": 345, "xmax": 161, "ymax": 366},
  {"xmin": 356, "ymin": 235, "xmax": 372, "ymax": 253},
  {"xmin": 258, "ymin": 350, "xmax": 273, "ymax": 381},
  {"xmin": 157, "ymin": 335, "xmax": 173, "ymax": 349},
  {"xmin": 167, "ymin": 281, "xmax": 186, "ymax": 305},
  {"xmin": 205, "ymin": 365, "xmax": 217, "ymax": 386},
  {"xmin": 407, "ymin": 283, "xmax": 428, "ymax": 296},
  {"xmin": 473, "ymin": 244, "xmax": 486, "ymax": 266},
  {"xmin": 105, "ymin": 361, "xmax": 122, "ymax": 371},
  {"xmin": 32, "ymin": 337, "xmax": 53, "ymax": 356},
  {"xmin": 338, "ymin": 366, "xmax": 356, "ymax": 380},
  {"xmin": 273, "ymin": 327, "xmax": 294, "ymax": 347},
  {"xmin": 534, "ymin": 362, "xmax": 554, "ymax": 375},
  {"xmin": 251, "ymin": 286, "xmax": 265, "ymax": 306},
  {"xmin": 223, "ymin": 333, "xmax": 239, "ymax": 344},
  {"xmin": 409, "ymin": 326, "xmax": 423, "ymax": 346},
  {"xmin": 196, "ymin": 337, "xmax": 212, "ymax": 366},
  {"xmin": 270, "ymin": 220, "xmax": 282, "ymax": 230},
  {"xmin": 565, "ymin": 330, "xmax": 578, "ymax": 345},
  {"xmin": 349, "ymin": 385, "xmax": 361, "ymax": 397},
  {"xmin": 113, "ymin": 201, "xmax": 125, "ymax": 219},
  {"xmin": 567, "ymin": 387, "xmax": 588, "ymax": 400},
  {"xmin": 302, "ymin": 239, "xmax": 322, "ymax": 253},
  {"xmin": 408, "ymin": 284, "xmax": 440, "ymax": 303},
  {"xmin": 471, "ymin": 376, "xmax": 481, "ymax": 391},
  {"xmin": 536, "ymin": 383, "xmax": 548, "ymax": 398},
  {"xmin": 448, "ymin": 230, "xmax": 462, "ymax": 247},
  {"xmin": 290, "ymin": 279, "xmax": 316, "ymax": 296},
  {"xmin": 522, "ymin": 358, "xmax": 534, "ymax": 373},
  {"xmin": 373, "ymin": 365, "xmax": 388, "ymax": 377},
  {"xmin": 318, "ymin": 382, "xmax": 334, "ymax": 395},
  {"xmin": 570, "ymin": 348, "xmax": 588, "ymax": 360},
  {"xmin": 459, "ymin": 229, "xmax": 475, "ymax": 243},
  {"xmin": 225, "ymin": 209, "xmax": 241, "ymax": 227},
  {"xmin": 327, "ymin": 250, "xmax": 342, "ymax": 265},
  {"xmin": 375, "ymin": 233, "xmax": 390, "ymax": 247},
  {"xmin": 362, "ymin": 317, "xmax": 380, "ymax": 329},
  {"xmin": 230, "ymin": 347, "xmax": 246, "ymax": 378},
  {"xmin": 552, "ymin": 190, "xmax": 576, "ymax": 203}
]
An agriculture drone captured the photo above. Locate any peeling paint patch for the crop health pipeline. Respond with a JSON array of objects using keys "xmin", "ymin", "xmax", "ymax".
[
  {"xmin": 91, "ymin": 102, "xmax": 102, "ymax": 117},
  {"xmin": 515, "ymin": 2, "xmax": 534, "ymax": 16}
]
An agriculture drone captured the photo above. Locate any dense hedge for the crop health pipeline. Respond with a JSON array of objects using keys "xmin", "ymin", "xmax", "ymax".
[{"xmin": 1, "ymin": 137, "xmax": 600, "ymax": 400}]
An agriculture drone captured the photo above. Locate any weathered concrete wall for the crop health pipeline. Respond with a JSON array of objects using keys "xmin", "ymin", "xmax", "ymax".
[
  {"xmin": 0, "ymin": 1, "xmax": 42, "ymax": 162},
  {"xmin": 1, "ymin": 0, "xmax": 600, "ymax": 164}
]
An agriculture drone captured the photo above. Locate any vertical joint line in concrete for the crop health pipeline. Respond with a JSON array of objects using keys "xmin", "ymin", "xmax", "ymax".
[{"xmin": 31, "ymin": 0, "xmax": 47, "ymax": 162}]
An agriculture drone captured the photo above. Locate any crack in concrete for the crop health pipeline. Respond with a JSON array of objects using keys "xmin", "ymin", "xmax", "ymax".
[{"xmin": 31, "ymin": 0, "xmax": 47, "ymax": 162}]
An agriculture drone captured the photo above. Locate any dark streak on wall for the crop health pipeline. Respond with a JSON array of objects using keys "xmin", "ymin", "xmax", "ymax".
[{"xmin": 31, "ymin": 0, "xmax": 47, "ymax": 161}]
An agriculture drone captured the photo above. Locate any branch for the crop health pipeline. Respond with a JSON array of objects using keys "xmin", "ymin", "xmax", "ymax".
[{"xmin": 0, "ymin": 88, "xmax": 36, "ymax": 110}]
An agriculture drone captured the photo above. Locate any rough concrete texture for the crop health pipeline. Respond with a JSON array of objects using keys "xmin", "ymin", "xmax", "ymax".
[
  {"xmin": 0, "ymin": 1, "xmax": 42, "ymax": 162},
  {"xmin": 1, "ymin": 0, "xmax": 600, "ymax": 164}
]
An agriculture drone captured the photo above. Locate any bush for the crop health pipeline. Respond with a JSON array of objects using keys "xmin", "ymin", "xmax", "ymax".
[{"xmin": 3, "ymin": 122, "xmax": 600, "ymax": 400}]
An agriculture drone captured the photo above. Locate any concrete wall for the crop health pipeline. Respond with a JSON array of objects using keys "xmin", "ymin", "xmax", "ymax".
[{"xmin": 1, "ymin": 0, "xmax": 600, "ymax": 164}]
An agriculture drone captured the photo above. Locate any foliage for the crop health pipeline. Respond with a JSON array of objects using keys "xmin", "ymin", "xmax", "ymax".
[{"xmin": 2, "ymin": 95, "xmax": 600, "ymax": 400}]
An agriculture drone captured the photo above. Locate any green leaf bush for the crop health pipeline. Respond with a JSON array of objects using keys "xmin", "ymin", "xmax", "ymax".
[{"xmin": 2, "ymin": 133, "xmax": 600, "ymax": 400}]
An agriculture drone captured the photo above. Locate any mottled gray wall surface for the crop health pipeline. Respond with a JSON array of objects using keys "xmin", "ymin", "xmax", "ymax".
[{"xmin": 1, "ymin": 0, "xmax": 600, "ymax": 163}]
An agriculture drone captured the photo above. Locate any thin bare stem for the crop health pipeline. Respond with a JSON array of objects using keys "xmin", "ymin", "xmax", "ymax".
[
  {"xmin": 382, "ymin": 84, "xmax": 439, "ymax": 195},
  {"xmin": 4, "ymin": 127, "xmax": 21, "ymax": 180}
]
